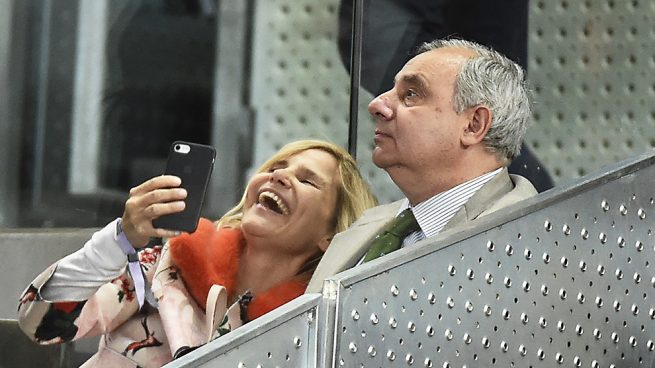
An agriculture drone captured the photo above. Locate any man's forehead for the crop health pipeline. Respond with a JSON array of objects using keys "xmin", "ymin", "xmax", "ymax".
[{"xmin": 395, "ymin": 48, "xmax": 468, "ymax": 84}]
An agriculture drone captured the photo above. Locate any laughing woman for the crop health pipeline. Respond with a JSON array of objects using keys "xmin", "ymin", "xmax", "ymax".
[{"xmin": 18, "ymin": 140, "xmax": 377, "ymax": 367}]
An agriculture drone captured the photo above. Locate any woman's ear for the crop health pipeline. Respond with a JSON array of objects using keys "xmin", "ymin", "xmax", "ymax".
[
  {"xmin": 317, "ymin": 233, "xmax": 334, "ymax": 252},
  {"xmin": 462, "ymin": 105, "xmax": 492, "ymax": 146}
]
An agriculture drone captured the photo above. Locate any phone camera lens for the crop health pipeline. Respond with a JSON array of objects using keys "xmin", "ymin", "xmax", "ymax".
[{"xmin": 174, "ymin": 144, "xmax": 181, "ymax": 151}]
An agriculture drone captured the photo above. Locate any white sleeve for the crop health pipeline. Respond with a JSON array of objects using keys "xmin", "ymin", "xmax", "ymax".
[{"xmin": 40, "ymin": 218, "xmax": 129, "ymax": 301}]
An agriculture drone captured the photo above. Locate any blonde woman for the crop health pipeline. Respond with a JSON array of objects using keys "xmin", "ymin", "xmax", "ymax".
[{"xmin": 18, "ymin": 140, "xmax": 377, "ymax": 367}]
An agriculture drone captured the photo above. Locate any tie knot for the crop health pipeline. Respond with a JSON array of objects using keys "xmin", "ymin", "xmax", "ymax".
[{"xmin": 387, "ymin": 208, "xmax": 420, "ymax": 238}]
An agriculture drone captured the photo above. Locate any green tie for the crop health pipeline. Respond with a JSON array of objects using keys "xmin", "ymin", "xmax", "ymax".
[{"xmin": 363, "ymin": 208, "xmax": 420, "ymax": 262}]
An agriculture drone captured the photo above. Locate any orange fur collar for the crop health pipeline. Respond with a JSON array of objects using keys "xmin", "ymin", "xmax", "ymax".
[{"xmin": 168, "ymin": 218, "xmax": 308, "ymax": 321}]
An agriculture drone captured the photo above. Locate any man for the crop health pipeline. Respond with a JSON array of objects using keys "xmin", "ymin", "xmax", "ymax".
[
  {"xmin": 337, "ymin": 0, "xmax": 554, "ymax": 192},
  {"xmin": 307, "ymin": 38, "xmax": 537, "ymax": 292}
]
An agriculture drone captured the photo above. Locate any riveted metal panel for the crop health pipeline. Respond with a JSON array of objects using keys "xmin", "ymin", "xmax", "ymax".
[
  {"xmin": 169, "ymin": 294, "xmax": 320, "ymax": 368},
  {"xmin": 332, "ymin": 152, "xmax": 655, "ymax": 368},
  {"xmin": 527, "ymin": 0, "xmax": 655, "ymax": 183}
]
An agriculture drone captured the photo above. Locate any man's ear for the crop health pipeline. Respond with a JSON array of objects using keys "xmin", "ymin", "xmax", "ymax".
[
  {"xmin": 317, "ymin": 233, "xmax": 334, "ymax": 252},
  {"xmin": 462, "ymin": 105, "xmax": 492, "ymax": 146}
]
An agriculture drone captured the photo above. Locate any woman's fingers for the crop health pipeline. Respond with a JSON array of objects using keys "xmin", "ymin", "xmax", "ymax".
[{"xmin": 122, "ymin": 176, "xmax": 187, "ymax": 247}]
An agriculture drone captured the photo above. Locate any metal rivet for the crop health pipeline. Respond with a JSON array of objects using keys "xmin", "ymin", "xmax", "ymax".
[
  {"xmin": 294, "ymin": 336, "xmax": 302, "ymax": 348},
  {"xmin": 463, "ymin": 333, "xmax": 472, "ymax": 344},
  {"xmin": 465, "ymin": 301, "xmax": 474, "ymax": 312},
  {"xmin": 580, "ymin": 228, "xmax": 589, "ymax": 239},
  {"xmin": 597, "ymin": 264, "xmax": 605, "ymax": 275},
  {"xmin": 482, "ymin": 337, "xmax": 490, "ymax": 348},
  {"xmin": 370, "ymin": 313, "xmax": 379, "ymax": 325},
  {"xmin": 408, "ymin": 321, "xmax": 416, "ymax": 333},
  {"xmin": 486, "ymin": 240, "xmax": 495, "ymax": 251},
  {"xmin": 633, "ymin": 272, "xmax": 642, "ymax": 284},
  {"xmin": 595, "ymin": 296, "xmax": 604, "ymax": 308},
  {"xmin": 601, "ymin": 200, "xmax": 610, "ymax": 211},
  {"xmin": 649, "ymin": 308, "xmax": 655, "ymax": 319},
  {"xmin": 424, "ymin": 358, "xmax": 433, "ymax": 367},
  {"xmin": 500, "ymin": 341, "xmax": 508, "ymax": 352},
  {"xmin": 387, "ymin": 350, "xmax": 396, "ymax": 361},
  {"xmin": 539, "ymin": 316, "xmax": 547, "ymax": 328},
  {"xmin": 559, "ymin": 288, "xmax": 567, "ymax": 300},
  {"xmin": 575, "ymin": 324, "xmax": 583, "ymax": 335},
  {"xmin": 445, "ymin": 329, "xmax": 453, "ymax": 340},
  {"xmin": 485, "ymin": 273, "xmax": 494, "ymax": 284},
  {"xmin": 593, "ymin": 328, "xmax": 602, "ymax": 339},
  {"xmin": 635, "ymin": 240, "xmax": 644, "ymax": 251},
  {"xmin": 611, "ymin": 332, "xmax": 619, "ymax": 343},
  {"xmin": 409, "ymin": 289, "xmax": 418, "ymax": 300},
  {"xmin": 562, "ymin": 224, "xmax": 571, "ymax": 235},
  {"xmin": 426, "ymin": 325, "xmax": 435, "ymax": 337},
  {"xmin": 519, "ymin": 344, "xmax": 527, "ymax": 356},
  {"xmin": 638, "ymin": 208, "xmax": 646, "ymax": 219},
  {"xmin": 428, "ymin": 292, "xmax": 437, "ymax": 304},
  {"xmin": 555, "ymin": 352, "xmax": 564, "ymax": 364},
  {"xmin": 544, "ymin": 220, "xmax": 552, "ymax": 231},
  {"xmin": 619, "ymin": 204, "xmax": 628, "ymax": 215},
  {"xmin": 521, "ymin": 313, "xmax": 529, "ymax": 324},
  {"xmin": 391, "ymin": 285, "xmax": 400, "ymax": 296},
  {"xmin": 502, "ymin": 309, "xmax": 510, "ymax": 320},
  {"xmin": 448, "ymin": 265, "xmax": 456, "ymax": 276},
  {"xmin": 541, "ymin": 285, "xmax": 549, "ymax": 296},
  {"xmin": 484, "ymin": 305, "xmax": 492, "ymax": 316},
  {"xmin": 537, "ymin": 348, "xmax": 546, "ymax": 360},
  {"xmin": 599, "ymin": 233, "xmax": 607, "ymax": 244},
  {"xmin": 632, "ymin": 304, "xmax": 639, "ymax": 315},
  {"xmin": 389, "ymin": 318, "xmax": 397, "ymax": 328},
  {"xmin": 504, "ymin": 277, "xmax": 512, "ymax": 288},
  {"xmin": 617, "ymin": 236, "xmax": 625, "ymax": 248},
  {"xmin": 442, "ymin": 362, "xmax": 450, "ymax": 368},
  {"xmin": 592, "ymin": 361, "xmax": 600, "ymax": 368},
  {"xmin": 351, "ymin": 310, "xmax": 360, "ymax": 321},
  {"xmin": 647, "ymin": 340, "xmax": 654, "ymax": 351},
  {"xmin": 238, "ymin": 363, "xmax": 246, "ymax": 368},
  {"xmin": 579, "ymin": 260, "xmax": 587, "ymax": 272},
  {"xmin": 614, "ymin": 300, "xmax": 621, "ymax": 311},
  {"xmin": 557, "ymin": 320, "xmax": 566, "ymax": 332},
  {"xmin": 524, "ymin": 249, "xmax": 532, "ymax": 260},
  {"xmin": 573, "ymin": 356, "xmax": 582, "ymax": 367},
  {"xmin": 543, "ymin": 252, "xmax": 550, "ymax": 263},
  {"xmin": 577, "ymin": 292, "xmax": 585, "ymax": 303},
  {"xmin": 561, "ymin": 256, "xmax": 569, "ymax": 267},
  {"xmin": 446, "ymin": 297, "xmax": 455, "ymax": 308},
  {"xmin": 349, "ymin": 342, "xmax": 358, "ymax": 353},
  {"xmin": 505, "ymin": 244, "xmax": 513, "ymax": 256},
  {"xmin": 466, "ymin": 268, "xmax": 474, "ymax": 280},
  {"xmin": 523, "ymin": 281, "xmax": 531, "ymax": 292},
  {"xmin": 629, "ymin": 336, "xmax": 637, "ymax": 347},
  {"xmin": 406, "ymin": 353, "xmax": 414, "ymax": 365},
  {"xmin": 368, "ymin": 345, "xmax": 376, "ymax": 357}
]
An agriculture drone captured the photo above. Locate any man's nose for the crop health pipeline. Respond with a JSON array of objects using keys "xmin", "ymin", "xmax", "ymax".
[{"xmin": 368, "ymin": 93, "xmax": 394, "ymax": 120}]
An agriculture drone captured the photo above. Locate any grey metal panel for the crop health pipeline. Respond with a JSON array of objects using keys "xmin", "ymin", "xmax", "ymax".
[
  {"xmin": 168, "ymin": 294, "xmax": 321, "ymax": 368},
  {"xmin": 330, "ymin": 150, "xmax": 655, "ymax": 367}
]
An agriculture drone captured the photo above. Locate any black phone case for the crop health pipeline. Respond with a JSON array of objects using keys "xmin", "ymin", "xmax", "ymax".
[{"xmin": 152, "ymin": 141, "xmax": 216, "ymax": 233}]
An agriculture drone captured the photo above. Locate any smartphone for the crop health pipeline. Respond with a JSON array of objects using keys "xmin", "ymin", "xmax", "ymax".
[{"xmin": 152, "ymin": 141, "xmax": 216, "ymax": 233}]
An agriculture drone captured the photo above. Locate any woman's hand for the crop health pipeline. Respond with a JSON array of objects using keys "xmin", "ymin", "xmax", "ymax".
[{"xmin": 121, "ymin": 175, "xmax": 187, "ymax": 247}]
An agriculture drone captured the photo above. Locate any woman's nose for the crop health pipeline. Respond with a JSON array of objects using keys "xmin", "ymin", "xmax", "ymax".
[
  {"xmin": 367, "ymin": 92, "xmax": 394, "ymax": 120},
  {"xmin": 270, "ymin": 168, "xmax": 291, "ymax": 187}
]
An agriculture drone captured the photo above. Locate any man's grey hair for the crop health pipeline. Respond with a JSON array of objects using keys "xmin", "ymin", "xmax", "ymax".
[{"xmin": 417, "ymin": 38, "xmax": 531, "ymax": 165}]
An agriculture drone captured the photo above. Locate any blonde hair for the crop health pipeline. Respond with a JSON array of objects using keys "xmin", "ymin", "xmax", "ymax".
[{"xmin": 219, "ymin": 139, "xmax": 377, "ymax": 234}]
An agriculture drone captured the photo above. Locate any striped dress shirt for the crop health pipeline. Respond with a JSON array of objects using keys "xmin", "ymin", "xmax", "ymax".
[{"xmin": 401, "ymin": 167, "xmax": 502, "ymax": 247}]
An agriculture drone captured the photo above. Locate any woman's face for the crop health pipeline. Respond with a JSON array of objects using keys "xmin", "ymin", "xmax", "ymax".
[{"xmin": 241, "ymin": 149, "xmax": 340, "ymax": 255}]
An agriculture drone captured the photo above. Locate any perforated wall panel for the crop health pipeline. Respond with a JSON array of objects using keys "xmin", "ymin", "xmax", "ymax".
[
  {"xmin": 250, "ymin": 0, "xmax": 401, "ymax": 203},
  {"xmin": 169, "ymin": 295, "xmax": 320, "ymax": 368},
  {"xmin": 527, "ymin": 0, "xmax": 655, "ymax": 183},
  {"xmin": 333, "ymin": 156, "xmax": 655, "ymax": 367}
]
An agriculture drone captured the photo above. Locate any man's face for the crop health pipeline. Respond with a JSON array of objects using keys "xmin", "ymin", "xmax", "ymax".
[{"xmin": 368, "ymin": 47, "xmax": 476, "ymax": 181}]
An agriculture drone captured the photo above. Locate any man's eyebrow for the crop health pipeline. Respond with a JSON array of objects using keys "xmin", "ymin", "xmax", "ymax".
[{"xmin": 395, "ymin": 73, "xmax": 430, "ymax": 95}]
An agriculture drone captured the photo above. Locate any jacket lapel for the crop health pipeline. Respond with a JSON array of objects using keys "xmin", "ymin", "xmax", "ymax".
[{"xmin": 306, "ymin": 200, "xmax": 403, "ymax": 292}]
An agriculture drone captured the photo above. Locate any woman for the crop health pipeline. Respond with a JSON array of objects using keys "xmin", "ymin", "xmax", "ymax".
[{"xmin": 18, "ymin": 140, "xmax": 377, "ymax": 367}]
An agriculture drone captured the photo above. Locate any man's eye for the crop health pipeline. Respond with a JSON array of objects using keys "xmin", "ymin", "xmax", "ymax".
[{"xmin": 403, "ymin": 89, "xmax": 419, "ymax": 104}]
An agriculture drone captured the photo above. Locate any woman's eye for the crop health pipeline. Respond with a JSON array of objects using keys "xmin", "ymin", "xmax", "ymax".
[{"xmin": 300, "ymin": 179, "xmax": 317, "ymax": 187}]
